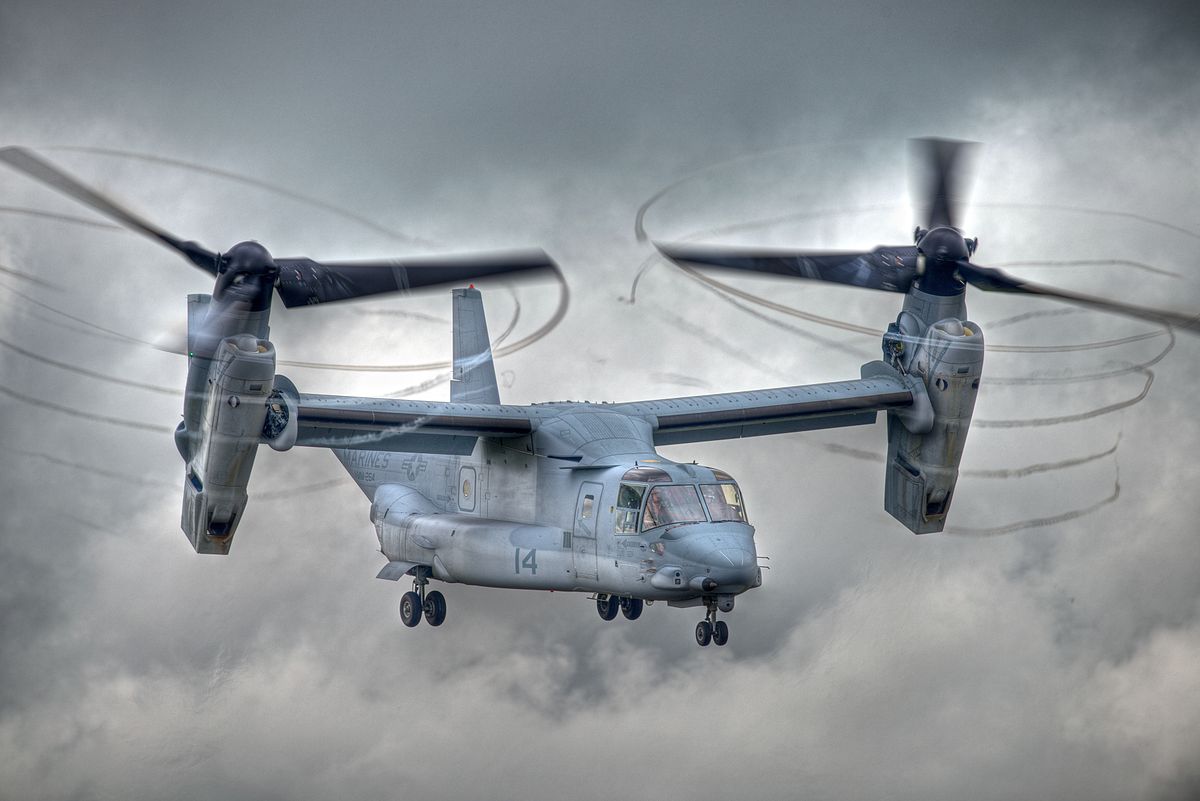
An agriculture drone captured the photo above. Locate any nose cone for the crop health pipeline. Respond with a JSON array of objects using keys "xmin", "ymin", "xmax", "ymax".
[
  {"xmin": 702, "ymin": 544, "xmax": 757, "ymax": 589},
  {"xmin": 665, "ymin": 523, "xmax": 758, "ymax": 590},
  {"xmin": 709, "ymin": 545, "xmax": 753, "ymax": 568}
]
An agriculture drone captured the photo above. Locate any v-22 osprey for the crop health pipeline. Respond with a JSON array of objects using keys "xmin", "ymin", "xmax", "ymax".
[{"xmin": 6, "ymin": 141, "xmax": 1191, "ymax": 646}]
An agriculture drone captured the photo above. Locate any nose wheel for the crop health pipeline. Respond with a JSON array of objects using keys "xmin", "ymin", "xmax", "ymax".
[
  {"xmin": 696, "ymin": 599, "xmax": 729, "ymax": 647},
  {"xmin": 399, "ymin": 569, "xmax": 447, "ymax": 628}
]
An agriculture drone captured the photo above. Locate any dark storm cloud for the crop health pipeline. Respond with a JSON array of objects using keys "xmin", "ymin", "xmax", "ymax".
[{"xmin": 1, "ymin": 1, "xmax": 1198, "ymax": 800}]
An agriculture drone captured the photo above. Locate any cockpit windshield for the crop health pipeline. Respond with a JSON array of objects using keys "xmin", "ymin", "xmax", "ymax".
[
  {"xmin": 642, "ymin": 484, "xmax": 707, "ymax": 530},
  {"xmin": 700, "ymin": 483, "xmax": 747, "ymax": 523}
]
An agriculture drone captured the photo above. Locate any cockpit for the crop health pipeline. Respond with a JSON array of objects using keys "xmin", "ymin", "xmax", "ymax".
[{"xmin": 613, "ymin": 465, "xmax": 748, "ymax": 534}]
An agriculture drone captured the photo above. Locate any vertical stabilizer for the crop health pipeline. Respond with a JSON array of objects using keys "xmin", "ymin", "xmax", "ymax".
[{"xmin": 452, "ymin": 287, "xmax": 501, "ymax": 404}]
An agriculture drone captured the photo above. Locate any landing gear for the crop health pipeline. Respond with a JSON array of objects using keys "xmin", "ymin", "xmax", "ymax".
[
  {"xmin": 596, "ymin": 594, "xmax": 619, "ymax": 621},
  {"xmin": 400, "ymin": 591, "xmax": 422, "ymax": 627},
  {"xmin": 696, "ymin": 597, "xmax": 730, "ymax": 647},
  {"xmin": 597, "ymin": 595, "xmax": 644, "ymax": 621},
  {"xmin": 399, "ymin": 569, "xmax": 447, "ymax": 628},
  {"xmin": 423, "ymin": 590, "xmax": 447, "ymax": 626}
]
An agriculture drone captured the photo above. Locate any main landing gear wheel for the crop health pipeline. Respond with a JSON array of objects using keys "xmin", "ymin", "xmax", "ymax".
[
  {"xmin": 596, "ymin": 594, "xmax": 619, "ymax": 621},
  {"xmin": 620, "ymin": 597, "xmax": 644, "ymax": 621},
  {"xmin": 712, "ymin": 620, "xmax": 729, "ymax": 646},
  {"xmin": 695, "ymin": 620, "xmax": 713, "ymax": 646},
  {"xmin": 423, "ymin": 590, "xmax": 447, "ymax": 626},
  {"xmin": 400, "ymin": 591, "xmax": 422, "ymax": 627}
]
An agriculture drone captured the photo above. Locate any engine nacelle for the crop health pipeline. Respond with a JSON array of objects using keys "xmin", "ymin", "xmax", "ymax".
[
  {"xmin": 181, "ymin": 335, "xmax": 276, "ymax": 554},
  {"xmin": 878, "ymin": 313, "xmax": 984, "ymax": 534}
]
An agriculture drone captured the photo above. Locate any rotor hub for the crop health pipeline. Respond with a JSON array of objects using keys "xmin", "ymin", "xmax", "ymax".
[
  {"xmin": 916, "ymin": 226, "xmax": 971, "ymax": 263},
  {"xmin": 221, "ymin": 240, "xmax": 278, "ymax": 276}
]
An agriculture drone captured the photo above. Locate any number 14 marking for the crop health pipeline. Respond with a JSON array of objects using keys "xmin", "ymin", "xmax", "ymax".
[{"xmin": 514, "ymin": 548, "xmax": 538, "ymax": 575}]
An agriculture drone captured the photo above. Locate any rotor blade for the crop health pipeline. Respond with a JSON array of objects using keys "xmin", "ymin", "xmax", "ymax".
[
  {"xmin": 958, "ymin": 260, "xmax": 1200, "ymax": 333},
  {"xmin": 273, "ymin": 249, "xmax": 559, "ymax": 307},
  {"xmin": 911, "ymin": 137, "xmax": 977, "ymax": 230},
  {"xmin": 654, "ymin": 241, "xmax": 919, "ymax": 292},
  {"xmin": 0, "ymin": 146, "xmax": 219, "ymax": 274}
]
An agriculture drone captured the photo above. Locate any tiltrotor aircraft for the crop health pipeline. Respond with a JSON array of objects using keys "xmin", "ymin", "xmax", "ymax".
[{"xmin": 3, "ymin": 141, "xmax": 1195, "ymax": 647}]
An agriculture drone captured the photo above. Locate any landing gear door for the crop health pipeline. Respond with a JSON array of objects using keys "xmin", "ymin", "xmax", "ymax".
[{"xmin": 572, "ymin": 481, "xmax": 602, "ymax": 582}]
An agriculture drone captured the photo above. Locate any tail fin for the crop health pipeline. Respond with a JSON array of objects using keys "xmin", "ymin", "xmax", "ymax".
[{"xmin": 451, "ymin": 287, "xmax": 501, "ymax": 404}]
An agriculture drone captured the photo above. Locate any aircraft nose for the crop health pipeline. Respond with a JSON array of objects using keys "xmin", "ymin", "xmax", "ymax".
[
  {"xmin": 661, "ymin": 523, "xmax": 758, "ymax": 589},
  {"xmin": 709, "ymin": 546, "xmax": 753, "ymax": 569},
  {"xmin": 702, "ymin": 546, "xmax": 757, "ymax": 588},
  {"xmin": 693, "ymin": 527, "xmax": 757, "ymax": 588}
]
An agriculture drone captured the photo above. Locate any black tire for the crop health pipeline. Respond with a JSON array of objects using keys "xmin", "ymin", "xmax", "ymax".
[
  {"xmin": 695, "ymin": 620, "xmax": 713, "ymax": 646},
  {"xmin": 423, "ymin": 590, "xmax": 447, "ymax": 627},
  {"xmin": 620, "ymin": 597, "xmax": 644, "ymax": 621},
  {"xmin": 712, "ymin": 620, "xmax": 729, "ymax": 646},
  {"xmin": 596, "ymin": 594, "xmax": 619, "ymax": 621},
  {"xmin": 400, "ymin": 591, "xmax": 422, "ymax": 627}
]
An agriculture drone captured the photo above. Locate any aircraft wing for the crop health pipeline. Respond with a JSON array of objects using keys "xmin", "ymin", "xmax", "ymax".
[
  {"xmin": 288, "ymin": 364, "xmax": 916, "ymax": 454},
  {"xmin": 610, "ymin": 369, "xmax": 915, "ymax": 445},
  {"xmin": 294, "ymin": 393, "xmax": 536, "ymax": 455}
]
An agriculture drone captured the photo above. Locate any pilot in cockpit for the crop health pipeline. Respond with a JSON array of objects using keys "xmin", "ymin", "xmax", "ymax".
[{"xmin": 643, "ymin": 489, "xmax": 665, "ymax": 529}]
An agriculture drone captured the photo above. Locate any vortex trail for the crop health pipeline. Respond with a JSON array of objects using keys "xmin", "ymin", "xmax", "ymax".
[
  {"xmin": 0, "ymin": 205, "xmax": 122, "ymax": 232},
  {"xmin": 985, "ymin": 328, "xmax": 1175, "ymax": 386},
  {"xmin": 631, "ymin": 171, "xmax": 1192, "ymax": 356},
  {"xmin": 41, "ymin": 145, "xmax": 440, "ymax": 249},
  {"xmin": 0, "ymin": 334, "xmax": 181, "ymax": 396},
  {"xmin": 990, "ymin": 259, "xmax": 1181, "ymax": 279},
  {"xmin": 961, "ymin": 435, "xmax": 1120, "ymax": 479},
  {"xmin": 629, "ymin": 147, "xmax": 1192, "ymax": 537},
  {"xmin": 644, "ymin": 251, "xmax": 1170, "ymax": 355},
  {"xmin": 1, "ymin": 146, "xmax": 569, "ymax": 373},
  {"xmin": 0, "ymin": 269, "xmax": 545, "ymax": 374},
  {"xmin": 0, "ymin": 381, "xmax": 173, "ymax": 433},
  {"xmin": 946, "ymin": 472, "xmax": 1122, "ymax": 537},
  {"xmin": 11, "ymin": 447, "xmax": 176, "ymax": 489},
  {"xmin": 975, "ymin": 369, "xmax": 1154, "ymax": 428},
  {"xmin": 12, "ymin": 445, "xmax": 354, "ymax": 500},
  {"xmin": 809, "ymin": 435, "xmax": 1121, "ymax": 478},
  {"xmin": 0, "ymin": 261, "xmax": 60, "ymax": 290}
]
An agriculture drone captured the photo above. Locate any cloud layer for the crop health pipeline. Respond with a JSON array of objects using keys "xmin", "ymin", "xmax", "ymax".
[{"xmin": 1, "ymin": 2, "xmax": 1198, "ymax": 799}]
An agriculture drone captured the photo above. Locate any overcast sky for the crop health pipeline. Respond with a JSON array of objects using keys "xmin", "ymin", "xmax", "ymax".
[{"xmin": 1, "ymin": 2, "xmax": 1198, "ymax": 800}]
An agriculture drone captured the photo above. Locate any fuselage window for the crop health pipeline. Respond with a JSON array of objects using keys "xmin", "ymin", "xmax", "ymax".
[
  {"xmin": 581, "ymin": 495, "xmax": 594, "ymax": 519},
  {"xmin": 642, "ymin": 485, "xmax": 708, "ymax": 530},
  {"xmin": 614, "ymin": 483, "xmax": 645, "ymax": 534},
  {"xmin": 700, "ymin": 483, "xmax": 748, "ymax": 523}
]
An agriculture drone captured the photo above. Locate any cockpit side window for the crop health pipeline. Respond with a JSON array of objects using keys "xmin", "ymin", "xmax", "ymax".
[
  {"xmin": 642, "ymin": 485, "xmax": 707, "ymax": 530},
  {"xmin": 614, "ymin": 483, "xmax": 645, "ymax": 534},
  {"xmin": 617, "ymin": 483, "xmax": 645, "ymax": 509},
  {"xmin": 700, "ymin": 483, "xmax": 747, "ymax": 523}
]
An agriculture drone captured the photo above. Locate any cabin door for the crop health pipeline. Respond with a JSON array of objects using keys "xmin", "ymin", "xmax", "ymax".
[{"xmin": 572, "ymin": 482, "xmax": 602, "ymax": 581}]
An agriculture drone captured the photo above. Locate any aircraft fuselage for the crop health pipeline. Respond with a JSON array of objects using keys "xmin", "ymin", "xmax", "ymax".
[{"xmin": 342, "ymin": 432, "xmax": 761, "ymax": 607}]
